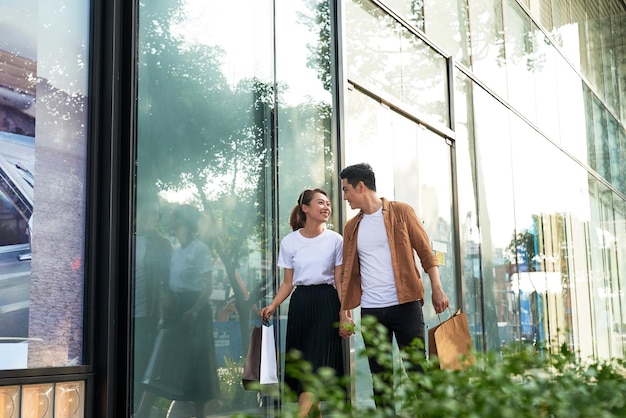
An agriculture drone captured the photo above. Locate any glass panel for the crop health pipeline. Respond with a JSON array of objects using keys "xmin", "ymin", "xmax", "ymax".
[
  {"xmin": 509, "ymin": 114, "xmax": 583, "ymax": 349},
  {"xmin": 532, "ymin": 30, "xmax": 560, "ymax": 141},
  {"xmin": 423, "ymin": 0, "xmax": 471, "ymax": 65},
  {"xmin": 564, "ymin": 206, "xmax": 594, "ymax": 359},
  {"xmin": 472, "ymin": 86, "xmax": 515, "ymax": 351},
  {"xmin": 411, "ymin": 128, "xmax": 457, "ymax": 325},
  {"xmin": 276, "ymin": 0, "xmax": 338, "ymax": 229},
  {"xmin": 382, "ymin": 0, "xmax": 424, "ymax": 31},
  {"xmin": 600, "ymin": 15, "xmax": 619, "ymax": 115},
  {"xmin": 555, "ymin": 54, "xmax": 586, "ymax": 162},
  {"xmin": 345, "ymin": 87, "xmax": 455, "ymax": 409},
  {"xmin": 275, "ymin": 0, "xmax": 341, "ymax": 410},
  {"xmin": 585, "ymin": 3, "xmax": 605, "ymax": 96},
  {"xmin": 616, "ymin": 13, "xmax": 626, "ymax": 126},
  {"xmin": 613, "ymin": 196, "xmax": 626, "ymax": 359},
  {"xmin": 0, "ymin": 0, "xmax": 89, "ymax": 369},
  {"xmin": 345, "ymin": 0, "xmax": 449, "ymax": 127},
  {"xmin": 587, "ymin": 179, "xmax": 613, "ymax": 360},
  {"xmin": 134, "ymin": 0, "xmax": 338, "ymax": 415},
  {"xmin": 591, "ymin": 94, "xmax": 610, "ymax": 181},
  {"xmin": 608, "ymin": 193, "xmax": 625, "ymax": 358},
  {"xmin": 467, "ymin": 0, "xmax": 508, "ymax": 98},
  {"xmin": 607, "ymin": 116, "xmax": 623, "ymax": 194},
  {"xmin": 453, "ymin": 71, "xmax": 483, "ymax": 350},
  {"xmin": 502, "ymin": 0, "xmax": 536, "ymax": 122},
  {"xmin": 134, "ymin": 0, "xmax": 275, "ymax": 416},
  {"xmin": 569, "ymin": 0, "xmax": 588, "ymax": 74},
  {"xmin": 620, "ymin": 126, "xmax": 626, "ymax": 195}
]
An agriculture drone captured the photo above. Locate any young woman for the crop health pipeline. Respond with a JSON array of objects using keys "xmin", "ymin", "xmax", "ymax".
[
  {"xmin": 260, "ymin": 188, "xmax": 349, "ymax": 417},
  {"xmin": 138, "ymin": 204, "xmax": 220, "ymax": 418}
]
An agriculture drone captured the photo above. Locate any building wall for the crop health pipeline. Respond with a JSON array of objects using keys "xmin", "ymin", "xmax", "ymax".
[{"xmin": 0, "ymin": 0, "xmax": 624, "ymax": 417}]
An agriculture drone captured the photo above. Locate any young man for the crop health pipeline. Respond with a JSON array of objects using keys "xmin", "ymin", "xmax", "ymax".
[{"xmin": 337, "ymin": 163, "xmax": 449, "ymax": 410}]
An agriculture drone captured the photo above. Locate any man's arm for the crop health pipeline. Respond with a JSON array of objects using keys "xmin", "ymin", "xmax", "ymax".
[
  {"xmin": 426, "ymin": 265, "xmax": 449, "ymax": 313},
  {"xmin": 402, "ymin": 202, "xmax": 449, "ymax": 313}
]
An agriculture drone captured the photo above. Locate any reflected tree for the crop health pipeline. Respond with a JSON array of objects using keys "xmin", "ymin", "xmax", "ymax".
[
  {"xmin": 505, "ymin": 229, "xmax": 538, "ymax": 273},
  {"xmin": 136, "ymin": 0, "xmax": 274, "ymax": 367}
]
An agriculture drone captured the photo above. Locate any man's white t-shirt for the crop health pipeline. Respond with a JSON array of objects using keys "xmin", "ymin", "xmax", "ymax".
[
  {"xmin": 278, "ymin": 228, "xmax": 343, "ymax": 286},
  {"xmin": 357, "ymin": 207, "xmax": 398, "ymax": 308}
]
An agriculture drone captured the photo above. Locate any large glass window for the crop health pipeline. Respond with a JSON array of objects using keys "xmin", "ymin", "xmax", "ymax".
[
  {"xmin": 133, "ymin": 0, "xmax": 336, "ymax": 416},
  {"xmin": 383, "ymin": 0, "xmax": 471, "ymax": 66},
  {"xmin": 472, "ymin": 86, "xmax": 515, "ymax": 351},
  {"xmin": 345, "ymin": 0, "xmax": 449, "ymax": 128},
  {"xmin": 0, "ymin": 0, "xmax": 89, "ymax": 371},
  {"xmin": 453, "ymin": 69, "xmax": 483, "ymax": 350},
  {"xmin": 134, "ymin": 0, "xmax": 275, "ymax": 416},
  {"xmin": 508, "ymin": 114, "xmax": 582, "ymax": 350}
]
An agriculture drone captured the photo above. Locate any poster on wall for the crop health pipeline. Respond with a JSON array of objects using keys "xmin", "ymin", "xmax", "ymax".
[
  {"xmin": 0, "ymin": 9, "xmax": 37, "ymax": 369},
  {"xmin": 0, "ymin": 0, "xmax": 89, "ymax": 370}
]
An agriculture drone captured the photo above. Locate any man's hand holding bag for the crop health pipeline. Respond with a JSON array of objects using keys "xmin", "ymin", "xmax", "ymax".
[{"xmin": 428, "ymin": 308, "xmax": 475, "ymax": 370}]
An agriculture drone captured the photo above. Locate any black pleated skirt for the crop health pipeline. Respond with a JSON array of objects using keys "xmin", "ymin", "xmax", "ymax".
[
  {"xmin": 285, "ymin": 284, "xmax": 345, "ymax": 395},
  {"xmin": 143, "ymin": 291, "xmax": 220, "ymax": 402}
]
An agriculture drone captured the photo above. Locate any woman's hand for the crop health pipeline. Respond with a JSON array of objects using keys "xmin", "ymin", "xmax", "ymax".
[
  {"xmin": 259, "ymin": 304, "xmax": 276, "ymax": 321},
  {"xmin": 183, "ymin": 305, "xmax": 199, "ymax": 321},
  {"xmin": 338, "ymin": 310, "xmax": 355, "ymax": 338}
]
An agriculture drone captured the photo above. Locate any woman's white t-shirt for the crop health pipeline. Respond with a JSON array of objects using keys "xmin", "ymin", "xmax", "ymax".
[
  {"xmin": 277, "ymin": 228, "xmax": 343, "ymax": 286},
  {"xmin": 169, "ymin": 239, "xmax": 213, "ymax": 292}
]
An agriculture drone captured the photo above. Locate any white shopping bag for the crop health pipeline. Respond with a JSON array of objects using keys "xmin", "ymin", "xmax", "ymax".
[{"xmin": 260, "ymin": 323, "xmax": 278, "ymax": 385}]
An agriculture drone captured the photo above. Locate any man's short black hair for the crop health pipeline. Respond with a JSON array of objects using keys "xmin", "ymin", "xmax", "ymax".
[{"xmin": 339, "ymin": 163, "xmax": 376, "ymax": 191}]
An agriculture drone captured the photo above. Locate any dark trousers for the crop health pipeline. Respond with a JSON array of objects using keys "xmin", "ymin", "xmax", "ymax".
[{"xmin": 361, "ymin": 301, "xmax": 425, "ymax": 411}]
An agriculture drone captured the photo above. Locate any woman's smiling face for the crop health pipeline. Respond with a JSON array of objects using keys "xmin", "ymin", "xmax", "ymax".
[{"xmin": 303, "ymin": 192, "xmax": 332, "ymax": 221}]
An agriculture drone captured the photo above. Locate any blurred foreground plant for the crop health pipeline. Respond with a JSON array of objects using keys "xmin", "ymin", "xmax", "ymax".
[{"xmin": 236, "ymin": 315, "xmax": 626, "ymax": 417}]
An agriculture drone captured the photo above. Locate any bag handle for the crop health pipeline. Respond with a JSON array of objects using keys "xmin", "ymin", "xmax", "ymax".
[
  {"xmin": 435, "ymin": 307, "xmax": 462, "ymax": 325},
  {"xmin": 252, "ymin": 317, "xmax": 272, "ymax": 327}
]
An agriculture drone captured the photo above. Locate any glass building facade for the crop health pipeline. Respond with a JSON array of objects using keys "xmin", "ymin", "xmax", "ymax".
[{"xmin": 0, "ymin": 0, "xmax": 624, "ymax": 416}]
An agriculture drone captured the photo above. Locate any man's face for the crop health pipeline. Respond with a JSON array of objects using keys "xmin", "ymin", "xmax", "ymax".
[{"xmin": 341, "ymin": 178, "xmax": 361, "ymax": 210}]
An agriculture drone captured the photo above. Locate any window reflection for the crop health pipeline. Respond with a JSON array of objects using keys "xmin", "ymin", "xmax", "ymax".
[
  {"xmin": 472, "ymin": 87, "xmax": 515, "ymax": 351},
  {"xmin": 346, "ymin": 0, "xmax": 449, "ymax": 127},
  {"xmin": 468, "ymin": 0, "xmax": 508, "ymax": 98},
  {"xmin": 135, "ymin": 0, "xmax": 335, "ymax": 415}
]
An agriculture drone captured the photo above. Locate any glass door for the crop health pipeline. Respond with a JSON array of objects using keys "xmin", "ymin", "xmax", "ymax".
[{"xmin": 344, "ymin": 86, "xmax": 457, "ymax": 410}]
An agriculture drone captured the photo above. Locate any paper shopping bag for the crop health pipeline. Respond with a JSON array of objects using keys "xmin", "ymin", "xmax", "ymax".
[
  {"xmin": 242, "ymin": 325, "xmax": 262, "ymax": 390},
  {"xmin": 242, "ymin": 323, "xmax": 278, "ymax": 394},
  {"xmin": 260, "ymin": 324, "xmax": 278, "ymax": 385},
  {"xmin": 428, "ymin": 309, "xmax": 475, "ymax": 370}
]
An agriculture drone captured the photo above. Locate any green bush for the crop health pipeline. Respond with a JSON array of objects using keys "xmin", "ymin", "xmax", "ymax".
[{"xmin": 236, "ymin": 315, "xmax": 626, "ymax": 417}]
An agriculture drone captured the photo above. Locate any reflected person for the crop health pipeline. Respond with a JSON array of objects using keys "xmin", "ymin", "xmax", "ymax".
[
  {"xmin": 138, "ymin": 204, "xmax": 220, "ymax": 418},
  {"xmin": 133, "ymin": 198, "xmax": 172, "ymax": 414}
]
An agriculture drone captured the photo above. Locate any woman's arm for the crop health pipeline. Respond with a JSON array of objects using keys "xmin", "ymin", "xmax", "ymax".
[
  {"xmin": 184, "ymin": 270, "xmax": 213, "ymax": 319},
  {"xmin": 259, "ymin": 268, "xmax": 294, "ymax": 320}
]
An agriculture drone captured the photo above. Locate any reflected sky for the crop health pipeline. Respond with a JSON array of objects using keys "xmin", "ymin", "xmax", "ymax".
[{"xmin": 172, "ymin": 0, "xmax": 329, "ymax": 105}]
